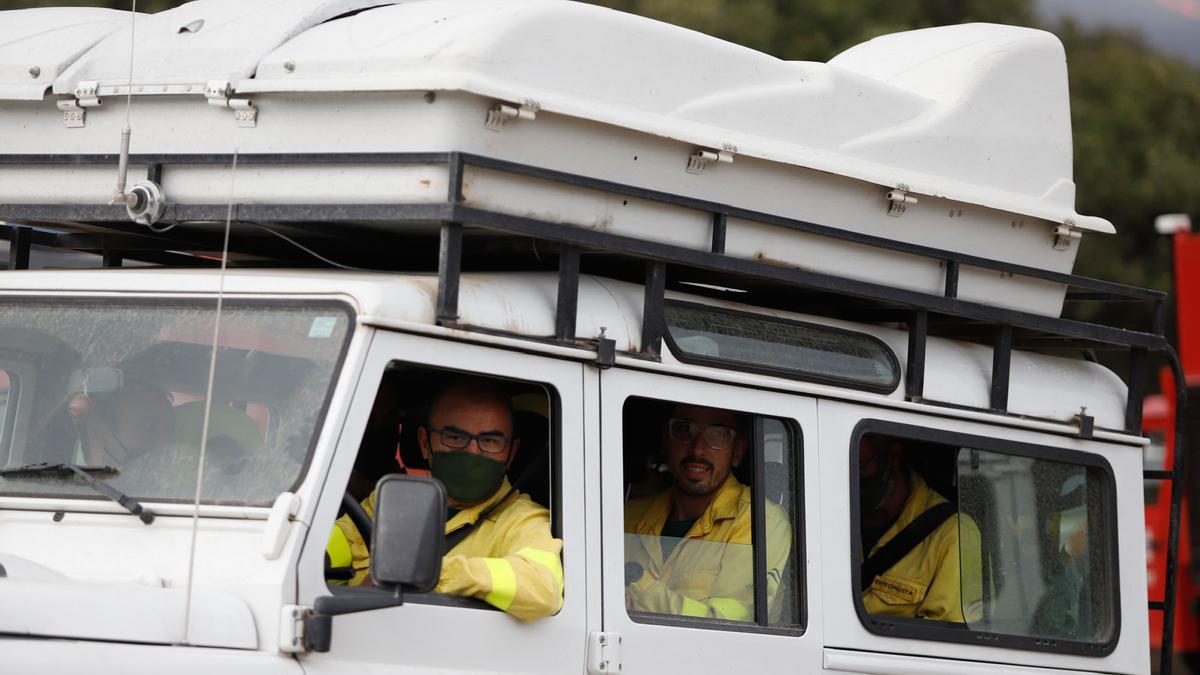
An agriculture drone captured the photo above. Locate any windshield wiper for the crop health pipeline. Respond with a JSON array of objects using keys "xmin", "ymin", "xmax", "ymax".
[{"xmin": 0, "ymin": 462, "xmax": 155, "ymax": 524}]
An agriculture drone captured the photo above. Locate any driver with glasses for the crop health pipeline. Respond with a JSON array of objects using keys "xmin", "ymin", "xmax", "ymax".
[
  {"xmin": 330, "ymin": 377, "xmax": 563, "ymax": 622},
  {"xmin": 624, "ymin": 403, "xmax": 791, "ymax": 622}
]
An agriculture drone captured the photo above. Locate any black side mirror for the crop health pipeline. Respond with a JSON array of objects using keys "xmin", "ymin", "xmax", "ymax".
[
  {"xmin": 305, "ymin": 475, "xmax": 446, "ymax": 653},
  {"xmin": 371, "ymin": 474, "xmax": 445, "ymax": 591}
]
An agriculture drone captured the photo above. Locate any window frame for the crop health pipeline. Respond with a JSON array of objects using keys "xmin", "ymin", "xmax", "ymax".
[
  {"xmin": 0, "ymin": 296, "xmax": 356, "ymax": 507},
  {"xmin": 848, "ymin": 418, "xmax": 1121, "ymax": 656},
  {"xmin": 337, "ymin": 361, "xmax": 564, "ymax": 615},
  {"xmin": 621, "ymin": 395, "xmax": 807, "ymax": 636},
  {"xmin": 661, "ymin": 300, "xmax": 901, "ymax": 395}
]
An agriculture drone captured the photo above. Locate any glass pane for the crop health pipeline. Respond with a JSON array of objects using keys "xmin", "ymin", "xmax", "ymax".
[
  {"xmin": 956, "ymin": 449, "xmax": 1114, "ymax": 642},
  {"xmin": 762, "ymin": 417, "xmax": 800, "ymax": 627},
  {"xmin": 0, "ymin": 370, "xmax": 12, "ymax": 459},
  {"xmin": 664, "ymin": 303, "xmax": 898, "ymax": 390},
  {"xmin": 0, "ymin": 299, "xmax": 352, "ymax": 505},
  {"xmin": 622, "ymin": 397, "xmax": 799, "ymax": 627}
]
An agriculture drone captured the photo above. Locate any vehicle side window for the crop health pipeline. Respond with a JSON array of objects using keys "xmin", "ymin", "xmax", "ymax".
[
  {"xmin": 854, "ymin": 424, "xmax": 1116, "ymax": 653},
  {"xmin": 622, "ymin": 397, "xmax": 802, "ymax": 631},
  {"xmin": 329, "ymin": 363, "xmax": 562, "ymax": 621}
]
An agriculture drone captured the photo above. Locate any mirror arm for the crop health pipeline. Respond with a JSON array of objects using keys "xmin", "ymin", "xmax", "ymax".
[{"xmin": 304, "ymin": 589, "xmax": 404, "ymax": 653}]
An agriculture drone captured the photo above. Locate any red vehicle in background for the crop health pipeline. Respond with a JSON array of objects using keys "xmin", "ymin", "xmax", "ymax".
[{"xmin": 1146, "ymin": 216, "xmax": 1200, "ymax": 673}]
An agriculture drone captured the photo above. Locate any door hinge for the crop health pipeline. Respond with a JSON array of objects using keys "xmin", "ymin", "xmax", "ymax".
[
  {"xmin": 1052, "ymin": 222, "xmax": 1081, "ymax": 251},
  {"xmin": 686, "ymin": 146, "xmax": 734, "ymax": 174},
  {"xmin": 886, "ymin": 186, "xmax": 918, "ymax": 216},
  {"xmin": 278, "ymin": 604, "xmax": 312, "ymax": 653},
  {"xmin": 205, "ymin": 80, "xmax": 257, "ymax": 127},
  {"xmin": 485, "ymin": 100, "xmax": 539, "ymax": 131},
  {"xmin": 57, "ymin": 80, "xmax": 101, "ymax": 128},
  {"xmin": 586, "ymin": 631, "xmax": 622, "ymax": 674}
]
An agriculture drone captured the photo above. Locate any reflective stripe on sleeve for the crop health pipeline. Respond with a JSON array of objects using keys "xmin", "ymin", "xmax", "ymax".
[
  {"xmin": 483, "ymin": 558, "xmax": 518, "ymax": 611},
  {"xmin": 516, "ymin": 547, "xmax": 564, "ymax": 591},
  {"xmin": 680, "ymin": 595, "xmax": 709, "ymax": 617},
  {"xmin": 709, "ymin": 597, "xmax": 751, "ymax": 622}
]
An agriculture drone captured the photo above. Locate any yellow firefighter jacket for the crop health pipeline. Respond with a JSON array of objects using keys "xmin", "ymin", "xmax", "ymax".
[
  {"xmin": 333, "ymin": 477, "xmax": 564, "ymax": 622},
  {"xmin": 624, "ymin": 474, "xmax": 792, "ymax": 622},
  {"xmin": 861, "ymin": 469, "xmax": 983, "ymax": 622}
]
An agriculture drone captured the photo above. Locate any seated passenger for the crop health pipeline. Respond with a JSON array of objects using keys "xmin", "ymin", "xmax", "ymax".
[
  {"xmin": 332, "ymin": 377, "xmax": 563, "ymax": 622},
  {"xmin": 624, "ymin": 404, "xmax": 791, "ymax": 622},
  {"xmin": 170, "ymin": 400, "xmax": 264, "ymax": 461},
  {"xmin": 69, "ymin": 379, "xmax": 174, "ymax": 466},
  {"xmin": 859, "ymin": 435, "xmax": 982, "ymax": 622}
]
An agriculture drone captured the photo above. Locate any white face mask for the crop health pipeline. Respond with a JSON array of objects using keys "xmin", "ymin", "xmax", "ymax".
[{"xmin": 1058, "ymin": 505, "xmax": 1088, "ymax": 559}]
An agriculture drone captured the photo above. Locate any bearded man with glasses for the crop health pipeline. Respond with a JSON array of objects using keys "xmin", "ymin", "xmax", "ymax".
[
  {"xmin": 623, "ymin": 403, "xmax": 791, "ymax": 622},
  {"xmin": 330, "ymin": 377, "xmax": 563, "ymax": 622}
]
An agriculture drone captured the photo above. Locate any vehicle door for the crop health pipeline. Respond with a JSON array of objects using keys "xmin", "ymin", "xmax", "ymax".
[
  {"xmin": 597, "ymin": 367, "xmax": 820, "ymax": 673},
  {"xmin": 819, "ymin": 399, "xmax": 1148, "ymax": 675},
  {"xmin": 297, "ymin": 329, "xmax": 590, "ymax": 674}
]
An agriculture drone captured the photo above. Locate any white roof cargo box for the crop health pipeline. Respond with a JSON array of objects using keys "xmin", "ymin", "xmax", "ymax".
[{"xmin": 0, "ymin": 0, "xmax": 1111, "ymax": 317}]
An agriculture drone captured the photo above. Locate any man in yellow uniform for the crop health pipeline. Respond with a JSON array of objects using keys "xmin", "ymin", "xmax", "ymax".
[
  {"xmin": 624, "ymin": 403, "xmax": 791, "ymax": 622},
  {"xmin": 859, "ymin": 435, "xmax": 982, "ymax": 622},
  {"xmin": 331, "ymin": 378, "xmax": 563, "ymax": 623}
]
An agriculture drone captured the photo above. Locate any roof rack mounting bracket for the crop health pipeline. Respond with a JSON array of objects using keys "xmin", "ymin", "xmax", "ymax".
[
  {"xmin": 1075, "ymin": 406, "xmax": 1095, "ymax": 439},
  {"xmin": 57, "ymin": 81, "xmax": 101, "ymax": 128},
  {"xmin": 686, "ymin": 146, "xmax": 734, "ymax": 174},
  {"xmin": 205, "ymin": 80, "xmax": 257, "ymax": 128},
  {"xmin": 886, "ymin": 186, "xmax": 917, "ymax": 217},
  {"xmin": 485, "ymin": 100, "xmax": 538, "ymax": 131},
  {"xmin": 1053, "ymin": 222, "xmax": 1081, "ymax": 251}
]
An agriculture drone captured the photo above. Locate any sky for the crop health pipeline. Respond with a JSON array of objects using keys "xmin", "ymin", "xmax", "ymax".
[{"xmin": 1038, "ymin": 0, "xmax": 1200, "ymax": 65}]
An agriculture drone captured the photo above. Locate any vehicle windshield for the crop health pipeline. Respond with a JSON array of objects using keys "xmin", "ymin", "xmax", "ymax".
[{"xmin": 0, "ymin": 298, "xmax": 353, "ymax": 506}]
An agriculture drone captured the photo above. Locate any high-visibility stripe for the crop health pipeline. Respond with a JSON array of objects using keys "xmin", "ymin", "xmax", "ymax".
[
  {"xmin": 517, "ymin": 547, "xmax": 564, "ymax": 591},
  {"xmin": 709, "ymin": 597, "xmax": 751, "ymax": 622},
  {"xmin": 483, "ymin": 558, "xmax": 518, "ymax": 611},
  {"xmin": 680, "ymin": 595, "xmax": 709, "ymax": 617}
]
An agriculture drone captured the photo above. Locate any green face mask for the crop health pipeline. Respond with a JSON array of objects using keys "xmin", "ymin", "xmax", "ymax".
[{"xmin": 430, "ymin": 450, "xmax": 506, "ymax": 504}]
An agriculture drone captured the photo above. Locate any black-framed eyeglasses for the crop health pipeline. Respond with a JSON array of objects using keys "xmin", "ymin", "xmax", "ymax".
[
  {"xmin": 428, "ymin": 426, "xmax": 513, "ymax": 454},
  {"xmin": 667, "ymin": 418, "xmax": 737, "ymax": 450}
]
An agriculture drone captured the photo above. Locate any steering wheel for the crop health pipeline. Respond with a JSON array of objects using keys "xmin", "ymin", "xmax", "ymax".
[{"xmin": 341, "ymin": 491, "xmax": 373, "ymax": 549}]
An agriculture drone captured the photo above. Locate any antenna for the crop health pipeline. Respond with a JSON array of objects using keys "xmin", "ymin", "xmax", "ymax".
[
  {"xmin": 181, "ymin": 150, "xmax": 237, "ymax": 645},
  {"xmin": 110, "ymin": 0, "xmax": 167, "ymax": 228}
]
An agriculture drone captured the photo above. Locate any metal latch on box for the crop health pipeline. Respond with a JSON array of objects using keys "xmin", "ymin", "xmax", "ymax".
[
  {"xmin": 586, "ymin": 631, "xmax": 622, "ymax": 674},
  {"xmin": 1053, "ymin": 222, "xmax": 1081, "ymax": 251},
  {"xmin": 686, "ymin": 147, "xmax": 734, "ymax": 174},
  {"xmin": 57, "ymin": 81, "xmax": 101, "ymax": 128},
  {"xmin": 886, "ymin": 187, "xmax": 918, "ymax": 216},
  {"xmin": 205, "ymin": 80, "xmax": 257, "ymax": 127},
  {"xmin": 485, "ymin": 101, "xmax": 538, "ymax": 131}
]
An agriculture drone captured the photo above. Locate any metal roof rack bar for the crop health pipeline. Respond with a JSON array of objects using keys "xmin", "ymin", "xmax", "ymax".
[
  {"xmin": 554, "ymin": 246, "xmax": 580, "ymax": 342},
  {"xmin": 906, "ymin": 310, "xmax": 928, "ymax": 402}
]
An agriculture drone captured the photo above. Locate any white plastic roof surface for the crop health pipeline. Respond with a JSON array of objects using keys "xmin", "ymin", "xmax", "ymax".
[
  {"xmin": 3, "ymin": 0, "xmax": 1112, "ymax": 234},
  {"xmin": 52, "ymin": 0, "xmax": 384, "ymax": 93},
  {"xmin": 0, "ymin": 8, "xmax": 131, "ymax": 100}
]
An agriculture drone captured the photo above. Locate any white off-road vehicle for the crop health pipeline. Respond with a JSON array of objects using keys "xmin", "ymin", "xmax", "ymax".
[{"xmin": 0, "ymin": 1, "xmax": 1186, "ymax": 673}]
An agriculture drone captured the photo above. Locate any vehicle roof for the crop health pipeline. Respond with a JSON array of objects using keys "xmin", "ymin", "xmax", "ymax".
[
  {"xmin": 0, "ymin": 0, "xmax": 1111, "ymax": 234},
  {"xmin": 0, "ymin": 268, "xmax": 1128, "ymax": 431}
]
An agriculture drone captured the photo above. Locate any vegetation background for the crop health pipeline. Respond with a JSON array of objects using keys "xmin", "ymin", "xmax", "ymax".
[{"xmin": 4, "ymin": 0, "xmax": 1199, "ymax": 372}]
